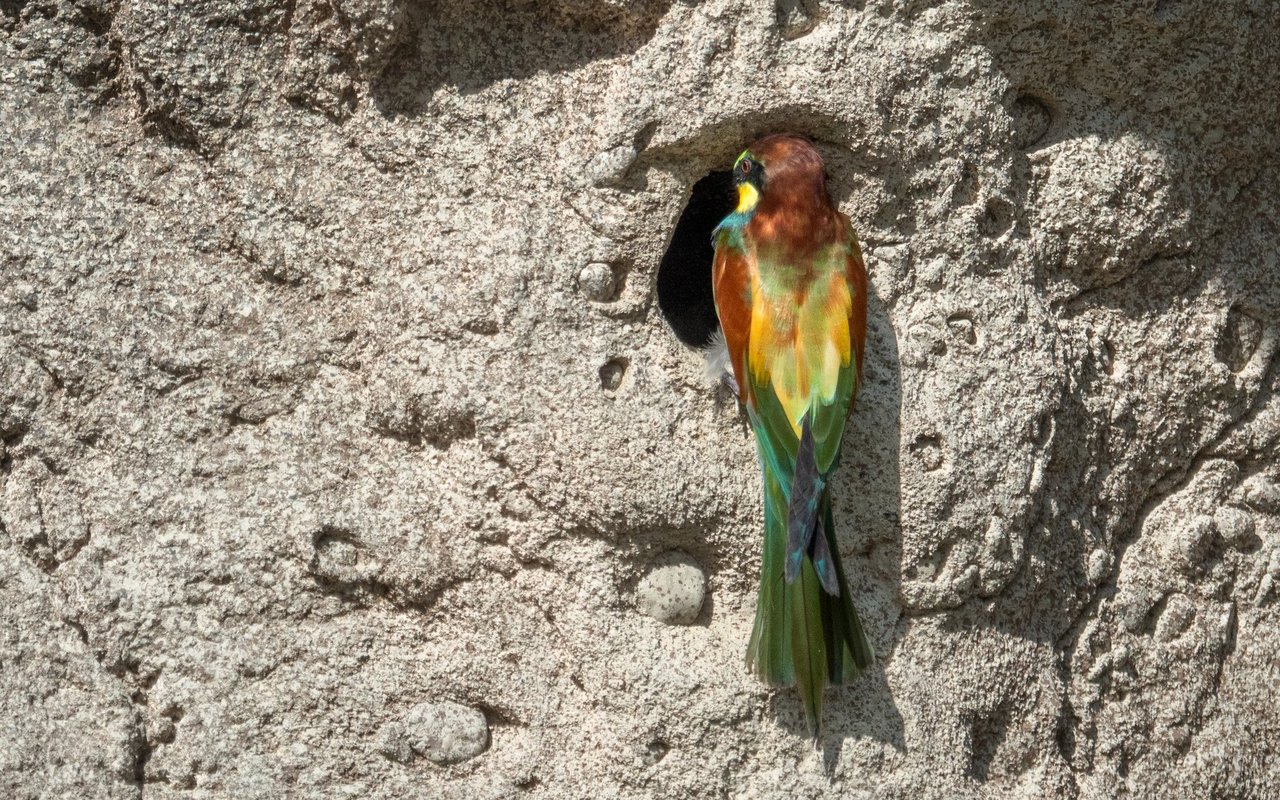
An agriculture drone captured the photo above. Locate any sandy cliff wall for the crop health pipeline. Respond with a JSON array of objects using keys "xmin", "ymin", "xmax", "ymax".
[{"xmin": 2, "ymin": 1, "xmax": 1279, "ymax": 797}]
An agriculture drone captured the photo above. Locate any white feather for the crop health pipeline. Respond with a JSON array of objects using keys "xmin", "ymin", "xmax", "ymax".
[{"xmin": 702, "ymin": 327, "xmax": 739, "ymax": 396}]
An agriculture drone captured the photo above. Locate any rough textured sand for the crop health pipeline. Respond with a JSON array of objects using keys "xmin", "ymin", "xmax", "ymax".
[{"xmin": 2, "ymin": 1, "xmax": 1279, "ymax": 797}]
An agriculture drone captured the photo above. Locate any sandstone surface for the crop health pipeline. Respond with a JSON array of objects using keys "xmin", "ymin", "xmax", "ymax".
[{"xmin": 2, "ymin": 1, "xmax": 1279, "ymax": 797}]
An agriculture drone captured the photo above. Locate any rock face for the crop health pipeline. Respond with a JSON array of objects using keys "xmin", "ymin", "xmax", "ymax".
[{"xmin": 2, "ymin": 1, "xmax": 1279, "ymax": 797}]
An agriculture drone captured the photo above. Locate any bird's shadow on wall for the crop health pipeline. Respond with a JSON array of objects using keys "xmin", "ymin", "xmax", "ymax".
[
  {"xmin": 818, "ymin": 282, "xmax": 906, "ymax": 760},
  {"xmin": 658, "ymin": 158, "xmax": 906, "ymax": 759}
]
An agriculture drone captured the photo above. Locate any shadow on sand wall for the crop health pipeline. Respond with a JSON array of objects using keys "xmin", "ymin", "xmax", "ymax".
[{"xmin": 372, "ymin": 0, "xmax": 670, "ymax": 113}]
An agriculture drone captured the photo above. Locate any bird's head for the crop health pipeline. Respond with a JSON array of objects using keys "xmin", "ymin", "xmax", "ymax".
[
  {"xmin": 730, "ymin": 134, "xmax": 828, "ymax": 217},
  {"xmin": 732, "ymin": 148, "xmax": 766, "ymax": 214}
]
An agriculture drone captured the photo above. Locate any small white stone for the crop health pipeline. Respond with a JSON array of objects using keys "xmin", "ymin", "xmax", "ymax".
[
  {"xmin": 1213, "ymin": 506, "xmax": 1256, "ymax": 549},
  {"xmin": 1154, "ymin": 592, "xmax": 1195, "ymax": 641},
  {"xmin": 1169, "ymin": 516, "xmax": 1215, "ymax": 575},
  {"xmin": 376, "ymin": 721, "xmax": 413, "ymax": 764},
  {"xmin": 1086, "ymin": 548, "xmax": 1113, "ymax": 584},
  {"xmin": 637, "ymin": 551, "xmax": 707, "ymax": 625},
  {"xmin": 578, "ymin": 261, "xmax": 618, "ymax": 302},
  {"xmin": 1241, "ymin": 475, "xmax": 1280, "ymax": 513},
  {"xmin": 584, "ymin": 145, "xmax": 636, "ymax": 187},
  {"xmin": 401, "ymin": 701, "xmax": 489, "ymax": 765},
  {"xmin": 1254, "ymin": 574, "xmax": 1274, "ymax": 607}
]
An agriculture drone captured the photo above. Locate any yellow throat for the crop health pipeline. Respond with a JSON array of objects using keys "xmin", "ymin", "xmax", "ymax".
[{"xmin": 736, "ymin": 182, "xmax": 759, "ymax": 213}]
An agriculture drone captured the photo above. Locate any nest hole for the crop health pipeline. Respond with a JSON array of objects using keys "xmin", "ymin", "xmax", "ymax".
[{"xmin": 657, "ymin": 170, "xmax": 737, "ymax": 349}]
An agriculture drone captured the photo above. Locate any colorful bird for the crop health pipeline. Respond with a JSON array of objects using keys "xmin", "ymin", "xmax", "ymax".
[{"xmin": 710, "ymin": 134, "xmax": 874, "ymax": 737}]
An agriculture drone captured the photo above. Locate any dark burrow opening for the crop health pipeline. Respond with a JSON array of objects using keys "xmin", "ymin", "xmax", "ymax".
[{"xmin": 657, "ymin": 169, "xmax": 737, "ymax": 349}]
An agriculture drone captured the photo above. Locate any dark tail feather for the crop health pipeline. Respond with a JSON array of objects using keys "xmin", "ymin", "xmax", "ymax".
[
  {"xmin": 809, "ymin": 508, "xmax": 839, "ymax": 595},
  {"xmin": 785, "ymin": 416, "xmax": 824, "ymax": 583}
]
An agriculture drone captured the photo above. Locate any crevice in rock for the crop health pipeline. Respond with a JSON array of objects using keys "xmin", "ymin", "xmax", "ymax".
[
  {"xmin": 370, "ymin": 411, "xmax": 477, "ymax": 450},
  {"xmin": 63, "ymin": 616, "xmax": 90, "ymax": 645},
  {"xmin": 50, "ymin": 523, "xmax": 91, "ymax": 571},
  {"xmin": 978, "ymin": 196, "xmax": 1015, "ymax": 238},
  {"xmin": 0, "ymin": 0, "xmax": 31, "ymax": 22},
  {"xmin": 598, "ymin": 357, "xmax": 629, "ymax": 391},
  {"xmin": 908, "ymin": 433, "xmax": 944, "ymax": 472},
  {"xmin": 132, "ymin": 78, "xmax": 208, "ymax": 155},
  {"xmin": 472, "ymin": 699, "xmax": 525, "ymax": 729},
  {"xmin": 130, "ymin": 725, "xmax": 153, "ymax": 793},
  {"xmin": 152, "ymin": 363, "xmax": 207, "ymax": 397},
  {"xmin": 1209, "ymin": 600, "xmax": 1238, "ymax": 701},
  {"xmin": 1052, "ymin": 693, "xmax": 1081, "ymax": 774}
]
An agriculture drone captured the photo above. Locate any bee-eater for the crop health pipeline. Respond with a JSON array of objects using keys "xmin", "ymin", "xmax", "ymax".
[{"xmin": 711, "ymin": 134, "xmax": 874, "ymax": 737}]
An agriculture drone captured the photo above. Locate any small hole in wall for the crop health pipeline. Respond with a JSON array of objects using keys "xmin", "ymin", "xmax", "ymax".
[
  {"xmin": 1030, "ymin": 411, "xmax": 1054, "ymax": 447},
  {"xmin": 643, "ymin": 738, "xmax": 670, "ymax": 766},
  {"xmin": 945, "ymin": 312, "xmax": 977, "ymax": 346},
  {"xmin": 777, "ymin": 0, "xmax": 821, "ymax": 39},
  {"xmin": 657, "ymin": 170, "xmax": 737, "ymax": 349},
  {"xmin": 979, "ymin": 197, "xmax": 1015, "ymax": 238},
  {"xmin": 910, "ymin": 433, "xmax": 945, "ymax": 472},
  {"xmin": 1010, "ymin": 92, "xmax": 1054, "ymax": 150},
  {"xmin": 599, "ymin": 358, "xmax": 629, "ymax": 391}
]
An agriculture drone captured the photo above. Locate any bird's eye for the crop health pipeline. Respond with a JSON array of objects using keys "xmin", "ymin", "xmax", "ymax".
[{"xmin": 740, "ymin": 159, "xmax": 753, "ymax": 175}]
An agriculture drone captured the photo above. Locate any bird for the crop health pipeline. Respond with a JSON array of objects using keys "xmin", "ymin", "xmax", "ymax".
[{"xmin": 710, "ymin": 134, "xmax": 874, "ymax": 738}]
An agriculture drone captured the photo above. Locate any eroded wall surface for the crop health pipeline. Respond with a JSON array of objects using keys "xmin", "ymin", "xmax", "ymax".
[{"xmin": 2, "ymin": 1, "xmax": 1279, "ymax": 797}]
